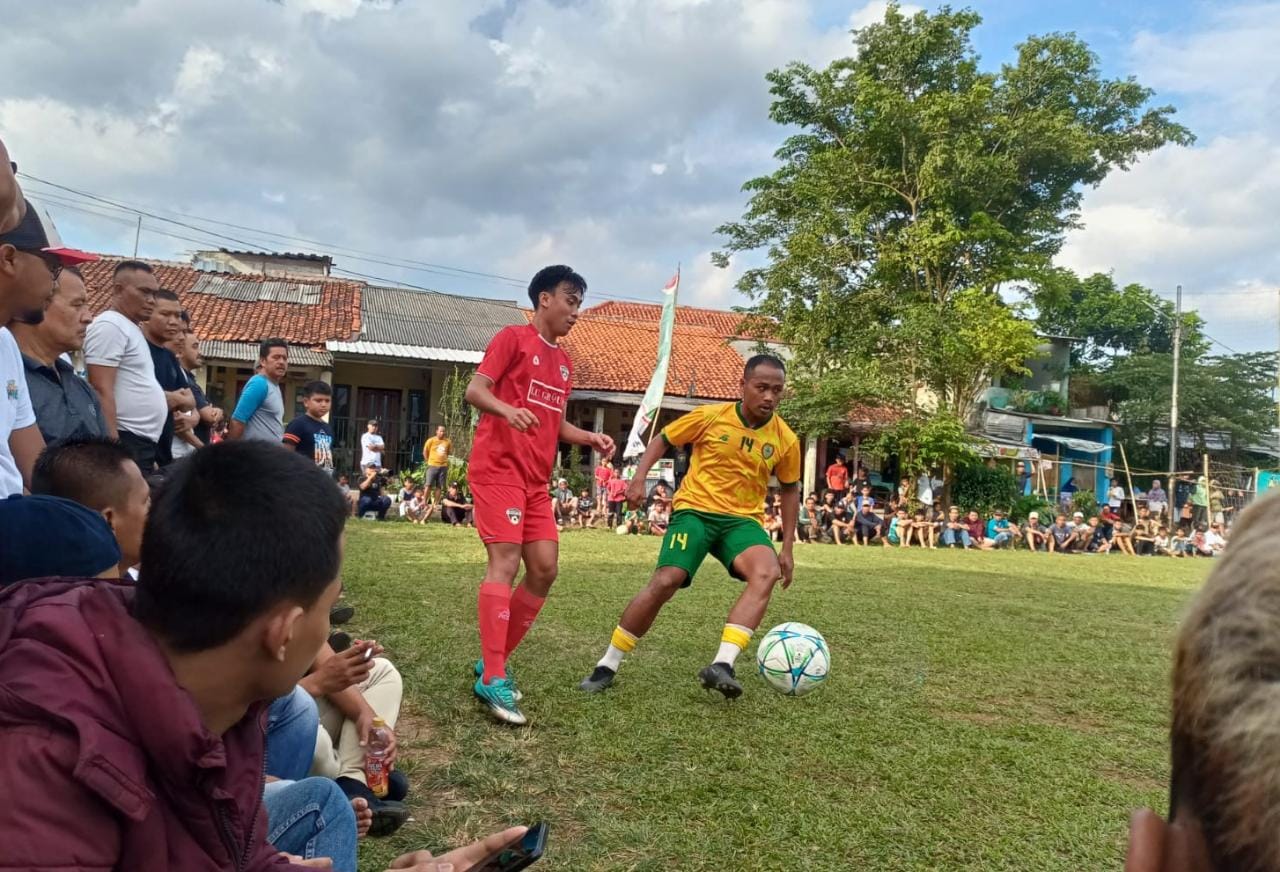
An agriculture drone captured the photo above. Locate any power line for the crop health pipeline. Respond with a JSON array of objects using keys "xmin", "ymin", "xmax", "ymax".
[{"xmin": 23, "ymin": 172, "xmax": 668, "ymax": 306}]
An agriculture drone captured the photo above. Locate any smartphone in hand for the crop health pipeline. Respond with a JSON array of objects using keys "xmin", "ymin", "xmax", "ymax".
[{"xmin": 473, "ymin": 822, "xmax": 547, "ymax": 871}]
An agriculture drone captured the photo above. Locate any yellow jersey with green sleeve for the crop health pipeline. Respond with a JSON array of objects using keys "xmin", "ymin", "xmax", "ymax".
[{"xmin": 661, "ymin": 401, "xmax": 801, "ymax": 519}]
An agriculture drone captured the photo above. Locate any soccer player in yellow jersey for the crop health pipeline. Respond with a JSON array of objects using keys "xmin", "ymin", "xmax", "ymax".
[{"xmin": 580, "ymin": 354, "xmax": 800, "ymax": 698}]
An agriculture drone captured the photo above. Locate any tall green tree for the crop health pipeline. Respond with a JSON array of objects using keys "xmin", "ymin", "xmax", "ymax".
[
  {"xmin": 1102, "ymin": 351, "xmax": 1276, "ymax": 469},
  {"xmin": 1030, "ymin": 269, "xmax": 1207, "ymax": 367},
  {"xmin": 715, "ymin": 4, "xmax": 1192, "ymax": 420}
]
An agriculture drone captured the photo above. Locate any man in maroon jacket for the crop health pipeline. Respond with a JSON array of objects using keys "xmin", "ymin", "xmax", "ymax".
[{"xmin": 0, "ymin": 441, "xmax": 523, "ymax": 871}]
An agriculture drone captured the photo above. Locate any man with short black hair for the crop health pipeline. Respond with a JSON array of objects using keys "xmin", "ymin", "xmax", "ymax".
[
  {"xmin": 360, "ymin": 418, "xmax": 385, "ymax": 470},
  {"xmin": 168, "ymin": 313, "xmax": 219, "ymax": 459},
  {"xmin": 140, "ymin": 288, "xmax": 195, "ymax": 467},
  {"xmin": 31, "ymin": 435, "xmax": 150, "ymax": 577},
  {"xmin": 284, "ymin": 380, "xmax": 335, "ymax": 472},
  {"xmin": 12, "ymin": 266, "xmax": 109, "ymax": 445},
  {"xmin": 229, "ymin": 338, "xmax": 288, "ymax": 442},
  {"xmin": 0, "ymin": 195, "xmax": 97, "ymax": 494},
  {"xmin": 0, "ymin": 441, "xmax": 526, "ymax": 870},
  {"xmin": 422, "ymin": 424, "xmax": 451, "ymax": 503},
  {"xmin": 85, "ymin": 260, "xmax": 168, "ymax": 473}
]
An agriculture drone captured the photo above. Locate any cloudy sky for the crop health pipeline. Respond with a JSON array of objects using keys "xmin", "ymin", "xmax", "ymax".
[{"xmin": 2, "ymin": 0, "xmax": 1276, "ymax": 352}]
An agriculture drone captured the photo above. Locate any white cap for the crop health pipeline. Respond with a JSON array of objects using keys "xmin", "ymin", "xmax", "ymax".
[{"xmin": 1029, "ymin": 511, "xmax": 1039, "ymax": 520}]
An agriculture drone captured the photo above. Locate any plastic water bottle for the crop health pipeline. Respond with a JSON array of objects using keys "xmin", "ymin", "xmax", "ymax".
[{"xmin": 365, "ymin": 717, "xmax": 392, "ymax": 798}]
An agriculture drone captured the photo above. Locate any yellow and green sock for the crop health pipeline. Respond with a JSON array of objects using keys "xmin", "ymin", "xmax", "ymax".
[
  {"xmin": 597, "ymin": 625, "xmax": 637, "ymax": 671},
  {"xmin": 714, "ymin": 623, "xmax": 753, "ymax": 668}
]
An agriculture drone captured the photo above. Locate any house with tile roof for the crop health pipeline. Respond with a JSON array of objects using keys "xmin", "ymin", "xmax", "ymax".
[{"xmin": 81, "ymin": 256, "xmax": 523, "ymax": 471}]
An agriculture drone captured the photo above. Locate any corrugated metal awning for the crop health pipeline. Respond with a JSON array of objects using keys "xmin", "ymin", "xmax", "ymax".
[
  {"xmin": 201, "ymin": 340, "xmax": 332, "ymax": 368},
  {"xmin": 1034, "ymin": 434, "xmax": 1110, "ymax": 454},
  {"xmin": 326, "ymin": 341, "xmax": 483, "ymax": 363}
]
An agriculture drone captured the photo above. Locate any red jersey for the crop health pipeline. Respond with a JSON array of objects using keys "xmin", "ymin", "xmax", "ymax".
[
  {"xmin": 605, "ymin": 478, "xmax": 628, "ymax": 501},
  {"xmin": 469, "ymin": 324, "xmax": 573, "ymax": 488}
]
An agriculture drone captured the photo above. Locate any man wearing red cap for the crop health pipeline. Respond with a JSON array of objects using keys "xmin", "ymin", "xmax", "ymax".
[{"xmin": 0, "ymin": 165, "xmax": 98, "ymax": 494}]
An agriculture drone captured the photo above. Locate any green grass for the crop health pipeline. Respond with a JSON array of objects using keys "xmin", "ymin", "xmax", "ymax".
[{"xmin": 343, "ymin": 523, "xmax": 1209, "ymax": 871}]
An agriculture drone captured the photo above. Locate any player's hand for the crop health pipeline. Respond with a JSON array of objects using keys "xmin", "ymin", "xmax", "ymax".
[
  {"xmin": 504, "ymin": 406, "xmax": 539, "ymax": 432},
  {"xmin": 589, "ymin": 432, "xmax": 616, "ymax": 456},
  {"xmin": 356, "ymin": 711, "xmax": 397, "ymax": 768},
  {"xmin": 387, "ymin": 826, "xmax": 528, "ymax": 871},
  {"xmin": 306, "ymin": 640, "xmax": 376, "ymax": 695},
  {"xmin": 625, "ymin": 478, "xmax": 646, "ymax": 509},
  {"xmin": 778, "ymin": 547, "xmax": 795, "ymax": 589}
]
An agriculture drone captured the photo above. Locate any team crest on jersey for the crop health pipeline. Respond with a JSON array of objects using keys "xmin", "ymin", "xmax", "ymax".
[
  {"xmin": 560, "ymin": 364, "xmax": 570, "ymax": 382},
  {"xmin": 506, "ymin": 508, "xmax": 522, "ymax": 525},
  {"xmin": 718, "ymin": 434, "xmax": 730, "ymax": 442},
  {"xmin": 533, "ymin": 354, "xmax": 541, "ymax": 366},
  {"xmin": 5, "ymin": 380, "xmax": 17, "ymax": 401},
  {"xmin": 763, "ymin": 444, "xmax": 774, "ymax": 459}
]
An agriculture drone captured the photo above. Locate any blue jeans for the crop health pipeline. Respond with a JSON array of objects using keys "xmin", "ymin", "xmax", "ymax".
[
  {"xmin": 265, "ymin": 778, "xmax": 357, "ymax": 872},
  {"xmin": 358, "ymin": 494, "xmax": 391, "ymax": 519},
  {"xmin": 266, "ymin": 686, "xmax": 319, "ymax": 781},
  {"xmin": 942, "ymin": 528, "xmax": 972, "ymax": 548},
  {"xmin": 992, "ymin": 531, "xmax": 1013, "ymax": 548}
]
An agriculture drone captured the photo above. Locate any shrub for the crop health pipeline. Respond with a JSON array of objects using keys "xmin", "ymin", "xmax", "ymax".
[
  {"xmin": 952, "ymin": 465, "xmax": 1017, "ymax": 515},
  {"xmin": 1012, "ymin": 494, "xmax": 1055, "ymax": 523},
  {"xmin": 1072, "ymin": 490, "xmax": 1099, "ymax": 517}
]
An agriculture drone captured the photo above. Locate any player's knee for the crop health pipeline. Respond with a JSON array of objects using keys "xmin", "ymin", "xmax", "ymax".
[
  {"xmin": 746, "ymin": 566, "xmax": 780, "ymax": 590},
  {"xmin": 649, "ymin": 569, "xmax": 685, "ymax": 597}
]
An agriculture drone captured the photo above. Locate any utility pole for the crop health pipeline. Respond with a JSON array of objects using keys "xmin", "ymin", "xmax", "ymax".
[
  {"xmin": 1275, "ymin": 287, "xmax": 1280, "ymax": 456},
  {"xmin": 1169, "ymin": 284, "xmax": 1182, "ymax": 481},
  {"xmin": 132, "ymin": 214, "xmax": 142, "ymax": 258}
]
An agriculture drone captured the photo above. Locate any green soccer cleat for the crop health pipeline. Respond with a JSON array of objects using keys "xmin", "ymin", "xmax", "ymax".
[
  {"xmin": 698, "ymin": 662, "xmax": 743, "ymax": 700},
  {"xmin": 578, "ymin": 665, "xmax": 617, "ymax": 693},
  {"xmin": 473, "ymin": 676, "xmax": 528, "ymax": 726},
  {"xmin": 473, "ymin": 659, "xmax": 522, "ymax": 700}
]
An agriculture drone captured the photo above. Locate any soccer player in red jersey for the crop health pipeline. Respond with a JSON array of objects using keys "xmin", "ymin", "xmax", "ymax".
[{"xmin": 464, "ymin": 265, "xmax": 615, "ymax": 725}]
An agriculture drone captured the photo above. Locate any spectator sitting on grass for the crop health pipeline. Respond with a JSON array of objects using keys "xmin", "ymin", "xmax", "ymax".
[
  {"xmin": 909, "ymin": 508, "xmax": 936, "ymax": 548},
  {"xmin": 965, "ymin": 510, "xmax": 994, "ymax": 551},
  {"xmin": 887, "ymin": 507, "xmax": 912, "ymax": 548},
  {"xmin": 818, "ymin": 491, "xmax": 843, "ymax": 544},
  {"xmin": 441, "ymin": 481, "xmax": 473, "ymax": 527},
  {"xmin": 1022, "ymin": 512, "xmax": 1049, "ymax": 551},
  {"xmin": 1047, "ymin": 513, "xmax": 1076, "ymax": 553},
  {"xmin": 1153, "ymin": 526, "xmax": 1172, "ymax": 556},
  {"xmin": 853, "ymin": 500, "xmax": 884, "ymax": 546},
  {"xmin": 798, "ymin": 494, "xmax": 818, "ymax": 543},
  {"xmin": 1124, "ymin": 493, "xmax": 1280, "ymax": 872},
  {"xmin": 336, "ymin": 473, "xmax": 358, "ymax": 516},
  {"xmin": 986, "ymin": 509, "xmax": 1015, "ymax": 549},
  {"xmin": 1202, "ymin": 523, "xmax": 1226, "ymax": 556},
  {"xmin": 576, "ymin": 487, "xmax": 599, "ymax": 528},
  {"xmin": 404, "ymin": 488, "xmax": 431, "ymax": 525},
  {"xmin": 1084, "ymin": 516, "xmax": 1113, "ymax": 554},
  {"xmin": 31, "ymin": 435, "xmax": 151, "ymax": 578},
  {"xmin": 1171, "ymin": 526, "xmax": 1194, "ymax": 557},
  {"xmin": 763, "ymin": 499, "xmax": 783, "ymax": 542},
  {"xmin": 941, "ymin": 506, "xmax": 973, "ymax": 549},
  {"xmin": 356, "ymin": 462, "xmax": 391, "ymax": 520},
  {"xmin": 0, "ymin": 441, "xmax": 528, "ymax": 871},
  {"xmin": 1133, "ymin": 507, "xmax": 1157, "ymax": 556},
  {"xmin": 648, "ymin": 495, "xmax": 670, "ymax": 536},
  {"xmin": 1112, "ymin": 513, "xmax": 1139, "ymax": 556}
]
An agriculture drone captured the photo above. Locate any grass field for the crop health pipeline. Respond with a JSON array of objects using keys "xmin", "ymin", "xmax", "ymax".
[{"xmin": 342, "ymin": 522, "xmax": 1210, "ymax": 871}]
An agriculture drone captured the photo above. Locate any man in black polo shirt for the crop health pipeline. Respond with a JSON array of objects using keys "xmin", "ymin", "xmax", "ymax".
[
  {"xmin": 139, "ymin": 288, "xmax": 193, "ymax": 468},
  {"xmin": 11, "ymin": 267, "xmax": 108, "ymax": 444}
]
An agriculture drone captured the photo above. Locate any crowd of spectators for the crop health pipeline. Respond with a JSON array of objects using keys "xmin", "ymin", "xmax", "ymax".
[{"xmin": 0, "ymin": 150, "xmax": 529, "ymax": 871}]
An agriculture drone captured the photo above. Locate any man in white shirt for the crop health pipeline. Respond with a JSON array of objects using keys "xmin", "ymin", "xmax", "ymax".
[
  {"xmin": 84, "ymin": 261, "xmax": 169, "ymax": 473},
  {"xmin": 0, "ymin": 192, "xmax": 98, "ymax": 495},
  {"xmin": 1109, "ymin": 483, "xmax": 1125, "ymax": 512},
  {"xmin": 360, "ymin": 419, "xmax": 386, "ymax": 470}
]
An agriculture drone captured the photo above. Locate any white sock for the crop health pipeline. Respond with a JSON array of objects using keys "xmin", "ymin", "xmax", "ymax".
[
  {"xmin": 714, "ymin": 624, "xmax": 753, "ymax": 667},
  {"xmin": 597, "ymin": 644, "xmax": 626, "ymax": 671}
]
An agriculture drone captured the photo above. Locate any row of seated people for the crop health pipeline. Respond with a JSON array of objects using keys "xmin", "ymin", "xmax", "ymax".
[{"xmin": 0, "ymin": 437, "xmax": 523, "ymax": 871}]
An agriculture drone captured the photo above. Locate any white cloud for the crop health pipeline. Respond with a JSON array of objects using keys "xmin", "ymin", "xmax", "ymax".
[
  {"xmin": 1060, "ymin": 4, "xmax": 1280, "ymax": 352},
  {"xmin": 650, "ymin": 163, "xmax": 668, "ymax": 175}
]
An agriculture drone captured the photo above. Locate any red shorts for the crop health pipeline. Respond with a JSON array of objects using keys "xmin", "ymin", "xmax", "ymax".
[{"xmin": 471, "ymin": 482, "xmax": 559, "ymax": 545}]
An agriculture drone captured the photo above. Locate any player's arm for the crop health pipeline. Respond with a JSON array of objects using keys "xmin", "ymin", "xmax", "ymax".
[
  {"xmin": 559, "ymin": 419, "xmax": 615, "ymax": 457},
  {"xmin": 227, "ymin": 377, "xmax": 268, "ymax": 441},
  {"xmin": 463, "ymin": 372, "xmax": 538, "ymax": 432},
  {"xmin": 86, "ymin": 365, "xmax": 119, "ymax": 437}
]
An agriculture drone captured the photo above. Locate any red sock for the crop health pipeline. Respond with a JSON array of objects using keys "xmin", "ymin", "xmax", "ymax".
[
  {"xmin": 505, "ymin": 584, "xmax": 547, "ymax": 657},
  {"xmin": 478, "ymin": 582, "xmax": 511, "ymax": 683}
]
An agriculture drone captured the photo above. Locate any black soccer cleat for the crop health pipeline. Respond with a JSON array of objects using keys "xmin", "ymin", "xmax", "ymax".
[
  {"xmin": 698, "ymin": 662, "xmax": 743, "ymax": 700},
  {"xmin": 579, "ymin": 665, "xmax": 617, "ymax": 693},
  {"xmin": 330, "ymin": 603, "xmax": 355, "ymax": 625}
]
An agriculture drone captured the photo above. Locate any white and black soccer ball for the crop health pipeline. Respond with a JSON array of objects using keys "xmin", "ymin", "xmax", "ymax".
[{"xmin": 756, "ymin": 622, "xmax": 830, "ymax": 697}]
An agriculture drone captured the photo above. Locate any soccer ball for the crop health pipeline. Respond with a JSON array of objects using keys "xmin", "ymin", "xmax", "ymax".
[{"xmin": 756, "ymin": 622, "xmax": 830, "ymax": 697}]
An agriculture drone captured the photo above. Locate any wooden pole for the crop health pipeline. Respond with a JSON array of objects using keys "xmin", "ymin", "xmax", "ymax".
[{"xmin": 1119, "ymin": 442, "xmax": 1137, "ymax": 523}]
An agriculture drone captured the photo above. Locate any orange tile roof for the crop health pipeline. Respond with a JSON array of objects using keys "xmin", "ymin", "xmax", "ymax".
[
  {"xmin": 522, "ymin": 305, "xmax": 750, "ymax": 400},
  {"xmin": 80, "ymin": 257, "xmax": 361, "ymax": 348},
  {"xmin": 584, "ymin": 300, "xmax": 776, "ymax": 340}
]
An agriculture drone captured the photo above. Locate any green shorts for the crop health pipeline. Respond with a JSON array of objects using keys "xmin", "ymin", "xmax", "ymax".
[{"xmin": 657, "ymin": 509, "xmax": 775, "ymax": 587}]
